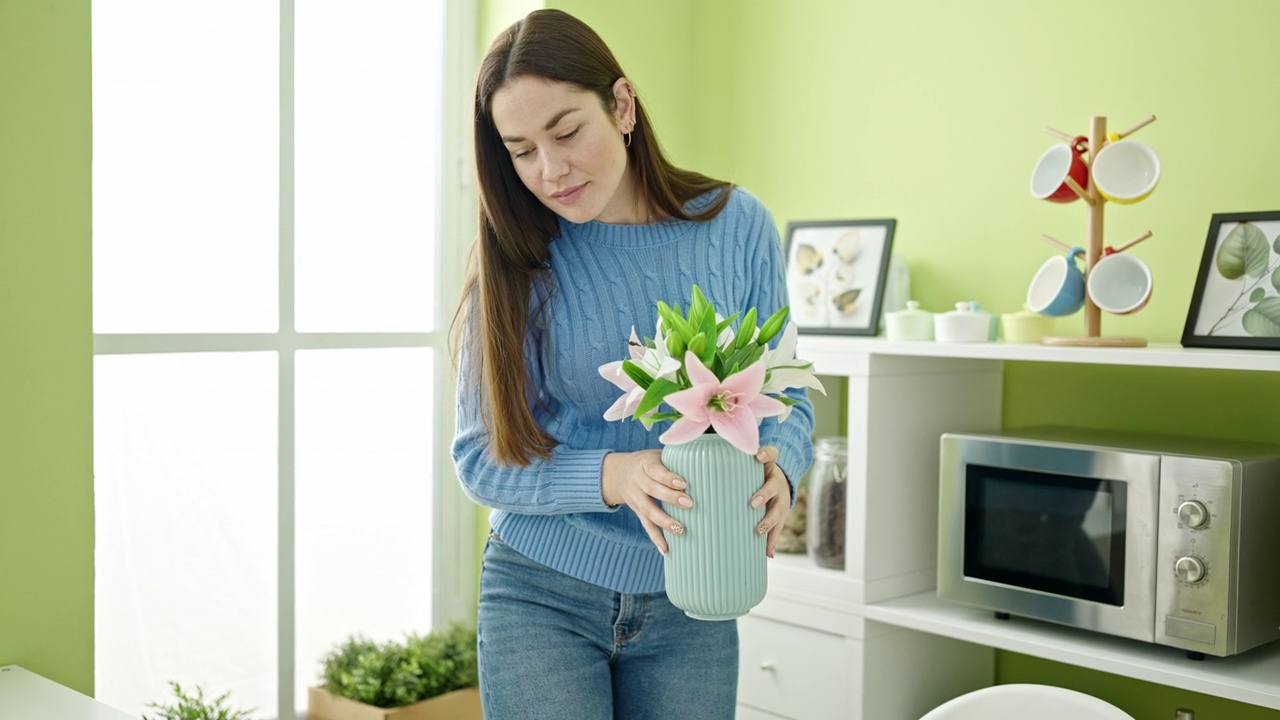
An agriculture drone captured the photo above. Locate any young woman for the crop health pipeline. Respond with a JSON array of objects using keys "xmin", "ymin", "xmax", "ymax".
[{"xmin": 452, "ymin": 9, "xmax": 814, "ymax": 719}]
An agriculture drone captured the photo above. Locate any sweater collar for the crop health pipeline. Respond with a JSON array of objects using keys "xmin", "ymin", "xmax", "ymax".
[{"xmin": 558, "ymin": 215, "xmax": 691, "ymax": 248}]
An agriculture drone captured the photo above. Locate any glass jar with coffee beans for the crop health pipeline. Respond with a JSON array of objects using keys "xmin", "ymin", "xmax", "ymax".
[{"xmin": 806, "ymin": 437, "xmax": 847, "ymax": 570}]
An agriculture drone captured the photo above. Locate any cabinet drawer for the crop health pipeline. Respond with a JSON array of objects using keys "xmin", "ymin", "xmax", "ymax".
[{"xmin": 737, "ymin": 614, "xmax": 848, "ymax": 719}]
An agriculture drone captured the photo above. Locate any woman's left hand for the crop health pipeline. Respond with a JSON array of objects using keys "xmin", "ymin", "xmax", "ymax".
[{"xmin": 750, "ymin": 445, "xmax": 791, "ymax": 558}]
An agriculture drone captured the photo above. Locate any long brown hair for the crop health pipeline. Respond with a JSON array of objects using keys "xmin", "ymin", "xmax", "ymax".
[{"xmin": 455, "ymin": 8, "xmax": 732, "ymax": 466}]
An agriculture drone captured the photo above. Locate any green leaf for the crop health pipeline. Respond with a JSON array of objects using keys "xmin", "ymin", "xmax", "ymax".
[
  {"xmin": 697, "ymin": 301, "xmax": 717, "ymax": 343},
  {"xmin": 621, "ymin": 360, "xmax": 654, "ymax": 389},
  {"xmin": 655, "ymin": 302, "xmax": 682, "ymax": 334},
  {"xmin": 697, "ymin": 329, "xmax": 717, "ymax": 365},
  {"xmin": 635, "ymin": 377, "xmax": 682, "ymax": 417},
  {"xmin": 735, "ymin": 307, "xmax": 758, "ymax": 349},
  {"xmin": 716, "ymin": 312, "xmax": 739, "ymax": 335},
  {"xmin": 666, "ymin": 312, "xmax": 698, "ymax": 343},
  {"xmin": 756, "ymin": 306, "xmax": 790, "ymax": 345},
  {"xmin": 1215, "ymin": 222, "xmax": 1269, "ymax": 279},
  {"xmin": 723, "ymin": 344, "xmax": 764, "ymax": 374},
  {"xmin": 1241, "ymin": 296, "xmax": 1280, "ymax": 336},
  {"xmin": 1251, "ymin": 287, "xmax": 1266, "ymax": 303},
  {"xmin": 1273, "ymin": 266, "xmax": 1280, "ymax": 294}
]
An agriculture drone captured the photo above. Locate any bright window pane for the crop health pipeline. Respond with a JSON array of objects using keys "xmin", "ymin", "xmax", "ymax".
[
  {"xmin": 294, "ymin": 1, "xmax": 442, "ymax": 332},
  {"xmin": 294, "ymin": 348, "xmax": 435, "ymax": 709},
  {"xmin": 92, "ymin": 0, "xmax": 279, "ymax": 333},
  {"xmin": 94, "ymin": 352, "xmax": 278, "ymax": 717}
]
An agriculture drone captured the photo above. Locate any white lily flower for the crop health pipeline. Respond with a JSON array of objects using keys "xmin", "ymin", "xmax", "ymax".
[
  {"xmin": 714, "ymin": 312, "xmax": 736, "ymax": 352},
  {"xmin": 761, "ymin": 323, "xmax": 826, "ymax": 421}
]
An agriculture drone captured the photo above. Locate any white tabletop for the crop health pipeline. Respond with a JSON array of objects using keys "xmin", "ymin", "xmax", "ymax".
[{"xmin": 0, "ymin": 666, "xmax": 137, "ymax": 720}]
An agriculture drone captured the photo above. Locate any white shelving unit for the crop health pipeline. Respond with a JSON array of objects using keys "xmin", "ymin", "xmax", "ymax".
[{"xmin": 734, "ymin": 336, "xmax": 1280, "ymax": 720}]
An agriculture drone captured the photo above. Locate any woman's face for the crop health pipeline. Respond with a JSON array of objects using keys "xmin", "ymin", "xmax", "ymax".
[{"xmin": 490, "ymin": 76, "xmax": 640, "ymax": 225}]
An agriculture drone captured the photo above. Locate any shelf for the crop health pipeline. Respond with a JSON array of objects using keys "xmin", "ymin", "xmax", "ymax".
[
  {"xmin": 796, "ymin": 336, "xmax": 1280, "ymax": 375},
  {"xmin": 860, "ymin": 591, "xmax": 1280, "ymax": 710}
]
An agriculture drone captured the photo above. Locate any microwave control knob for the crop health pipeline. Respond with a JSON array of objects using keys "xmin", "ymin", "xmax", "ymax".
[
  {"xmin": 1177, "ymin": 500, "xmax": 1209, "ymax": 529},
  {"xmin": 1176, "ymin": 555, "xmax": 1207, "ymax": 584}
]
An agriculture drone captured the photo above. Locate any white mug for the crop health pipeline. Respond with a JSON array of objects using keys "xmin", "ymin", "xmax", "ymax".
[{"xmin": 1087, "ymin": 251, "xmax": 1152, "ymax": 315}]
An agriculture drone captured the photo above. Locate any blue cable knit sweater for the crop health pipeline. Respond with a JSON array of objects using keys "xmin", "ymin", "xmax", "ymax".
[{"xmin": 452, "ymin": 187, "xmax": 815, "ymax": 593}]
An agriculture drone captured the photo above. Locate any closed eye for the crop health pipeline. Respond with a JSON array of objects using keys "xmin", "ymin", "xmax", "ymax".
[{"xmin": 557, "ymin": 127, "xmax": 580, "ymax": 142}]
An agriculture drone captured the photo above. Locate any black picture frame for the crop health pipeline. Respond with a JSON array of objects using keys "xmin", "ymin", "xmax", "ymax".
[
  {"xmin": 783, "ymin": 218, "xmax": 897, "ymax": 336},
  {"xmin": 1181, "ymin": 210, "xmax": 1280, "ymax": 350}
]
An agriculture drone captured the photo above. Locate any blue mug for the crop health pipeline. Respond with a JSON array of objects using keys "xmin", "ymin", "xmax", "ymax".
[{"xmin": 1026, "ymin": 247, "xmax": 1086, "ymax": 317}]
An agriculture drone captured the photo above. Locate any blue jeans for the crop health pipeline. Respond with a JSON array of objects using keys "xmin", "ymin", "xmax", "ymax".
[{"xmin": 478, "ymin": 534, "xmax": 739, "ymax": 719}]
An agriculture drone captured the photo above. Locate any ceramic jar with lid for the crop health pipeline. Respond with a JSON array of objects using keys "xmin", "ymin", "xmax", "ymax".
[
  {"xmin": 884, "ymin": 300, "xmax": 934, "ymax": 341},
  {"xmin": 1001, "ymin": 305, "xmax": 1056, "ymax": 343},
  {"xmin": 934, "ymin": 301, "xmax": 992, "ymax": 343},
  {"xmin": 807, "ymin": 437, "xmax": 848, "ymax": 570},
  {"xmin": 967, "ymin": 302, "xmax": 999, "ymax": 340}
]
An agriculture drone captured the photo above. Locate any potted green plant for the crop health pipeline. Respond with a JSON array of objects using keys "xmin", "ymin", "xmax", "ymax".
[
  {"xmin": 143, "ymin": 681, "xmax": 255, "ymax": 720},
  {"xmin": 308, "ymin": 621, "xmax": 481, "ymax": 720}
]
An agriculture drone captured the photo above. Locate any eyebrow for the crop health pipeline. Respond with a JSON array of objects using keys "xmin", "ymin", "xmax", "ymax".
[{"xmin": 500, "ymin": 108, "xmax": 580, "ymax": 143}]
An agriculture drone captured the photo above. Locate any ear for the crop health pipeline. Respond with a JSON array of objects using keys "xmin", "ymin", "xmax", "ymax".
[{"xmin": 611, "ymin": 77, "xmax": 636, "ymax": 133}]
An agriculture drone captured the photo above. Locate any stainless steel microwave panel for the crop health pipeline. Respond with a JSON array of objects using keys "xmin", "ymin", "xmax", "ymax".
[
  {"xmin": 1154, "ymin": 455, "xmax": 1235, "ymax": 656},
  {"xmin": 937, "ymin": 432, "xmax": 1161, "ymax": 644},
  {"xmin": 1156, "ymin": 452, "xmax": 1280, "ymax": 657}
]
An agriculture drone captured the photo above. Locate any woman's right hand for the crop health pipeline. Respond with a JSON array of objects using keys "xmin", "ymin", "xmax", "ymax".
[{"xmin": 601, "ymin": 450, "xmax": 693, "ymax": 555}]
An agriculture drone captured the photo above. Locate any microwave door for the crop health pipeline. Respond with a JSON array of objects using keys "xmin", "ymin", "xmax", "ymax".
[{"xmin": 938, "ymin": 435, "xmax": 1160, "ymax": 643}]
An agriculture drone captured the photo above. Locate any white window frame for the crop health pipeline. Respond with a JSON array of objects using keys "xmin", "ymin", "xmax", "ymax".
[{"xmin": 91, "ymin": 2, "xmax": 478, "ymax": 718}]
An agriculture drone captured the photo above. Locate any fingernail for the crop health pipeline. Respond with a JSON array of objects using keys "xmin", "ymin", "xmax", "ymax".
[
  {"xmin": 670, "ymin": 523, "xmax": 685, "ymax": 535},
  {"xmin": 756, "ymin": 525, "xmax": 768, "ymax": 536},
  {"xmin": 751, "ymin": 496, "xmax": 765, "ymax": 508},
  {"xmin": 658, "ymin": 546, "xmax": 667, "ymax": 556},
  {"xmin": 677, "ymin": 496, "xmax": 693, "ymax": 508},
  {"xmin": 672, "ymin": 478, "xmax": 687, "ymax": 489}
]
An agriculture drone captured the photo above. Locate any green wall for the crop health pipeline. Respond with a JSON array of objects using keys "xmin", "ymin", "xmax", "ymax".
[
  {"xmin": 0, "ymin": 0, "xmax": 95, "ymax": 695},
  {"xmin": 547, "ymin": 1, "xmax": 1280, "ymax": 718}
]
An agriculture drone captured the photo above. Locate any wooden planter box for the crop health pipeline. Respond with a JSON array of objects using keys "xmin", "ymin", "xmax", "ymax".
[{"xmin": 307, "ymin": 686, "xmax": 482, "ymax": 720}]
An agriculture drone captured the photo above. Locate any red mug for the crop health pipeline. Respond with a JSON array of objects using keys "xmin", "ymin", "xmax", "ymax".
[{"xmin": 1030, "ymin": 135, "xmax": 1090, "ymax": 203}]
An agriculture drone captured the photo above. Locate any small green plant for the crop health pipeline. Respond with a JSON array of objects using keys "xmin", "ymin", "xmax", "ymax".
[
  {"xmin": 320, "ymin": 621, "xmax": 478, "ymax": 709},
  {"xmin": 143, "ymin": 681, "xmax": 255, "ymax": 720}
]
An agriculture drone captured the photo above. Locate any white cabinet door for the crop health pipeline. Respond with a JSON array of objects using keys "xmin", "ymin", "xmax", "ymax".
[{"xmin": 737, "ymin": 615, "xmax": 847, "ymax": 720}]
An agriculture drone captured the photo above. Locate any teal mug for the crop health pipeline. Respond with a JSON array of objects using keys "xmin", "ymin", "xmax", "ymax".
[{"xmin": 1026, "ymin": 247, "xmax": 1086, "ymax": 317}]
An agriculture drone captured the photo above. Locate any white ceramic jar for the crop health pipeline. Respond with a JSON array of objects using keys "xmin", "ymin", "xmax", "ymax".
[
  {"xmin": 934, "ymin": 301, "xmax": 992, "ymax": 343},
  {"xmin": 884, "ymin": 300, "xmax": 934, "ymax": 341}
]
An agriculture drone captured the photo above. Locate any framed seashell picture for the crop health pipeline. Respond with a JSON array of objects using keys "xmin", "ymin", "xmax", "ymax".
[{"xmin": 783, "ymin": 218, "xmax": 897, "ymax": 335}]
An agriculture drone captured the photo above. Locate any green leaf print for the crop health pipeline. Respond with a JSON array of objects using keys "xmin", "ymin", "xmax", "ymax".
[
  {"xmin": 1241, "ymin": 297, "xmax": 1280, "ymax": 337},
  {"xmin": 1215, "ymin": 222, "xmax": 1269, "ymax": 280}
]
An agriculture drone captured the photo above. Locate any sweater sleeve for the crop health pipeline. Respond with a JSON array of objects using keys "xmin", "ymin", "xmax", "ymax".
[
  {"xmin": 450, "ymin": 292, "xmax": 617, "ymax": 514},
  {"xmin": 738, "ymin": 192, "xmax": 816, "ymax": 493}
]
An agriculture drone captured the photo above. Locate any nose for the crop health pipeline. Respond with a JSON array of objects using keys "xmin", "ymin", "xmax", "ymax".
[{"xmin": 540, "ymin": 148, "xmax": 569, "ymax": 182}]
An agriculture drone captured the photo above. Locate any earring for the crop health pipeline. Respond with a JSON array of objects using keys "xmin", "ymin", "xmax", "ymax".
[{"xmin": 624, "ymin": 132, "xmax": 632, "ymax": 148}]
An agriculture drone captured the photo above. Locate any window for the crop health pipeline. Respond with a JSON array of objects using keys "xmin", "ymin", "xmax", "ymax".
[{"xmin": 91, "ymin": 2, "xmax": 476, "ymax": 718}]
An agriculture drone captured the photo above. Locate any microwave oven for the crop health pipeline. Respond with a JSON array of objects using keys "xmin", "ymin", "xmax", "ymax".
[{"xmin": 937, "ymin": 426, "xmax": 1280, "ymax": 659}]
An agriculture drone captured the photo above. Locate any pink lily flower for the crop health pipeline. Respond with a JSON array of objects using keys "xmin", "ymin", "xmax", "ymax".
[{"xmin": 659, "ymin": 351, "xmax": 786, "ymax": 455}]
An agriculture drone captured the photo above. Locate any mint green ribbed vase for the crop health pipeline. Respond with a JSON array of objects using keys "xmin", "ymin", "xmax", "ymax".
[{"xmin": 660, "ymin": 433, "xmax": 767, "ymax": 621}]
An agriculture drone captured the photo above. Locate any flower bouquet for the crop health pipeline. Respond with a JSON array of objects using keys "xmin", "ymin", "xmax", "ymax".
[
  {"xmin": 599, "ymin": 285, "xmax": 824, "ymax": 620},
  {"xmin": 598, "ymin": 285, "xmax": 825, "ymax": 451}
]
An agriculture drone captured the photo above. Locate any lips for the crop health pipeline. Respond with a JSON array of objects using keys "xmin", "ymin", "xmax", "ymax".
[{"xmin": 550, "ymin": 183, "xmax": 587, "ymax": 205}]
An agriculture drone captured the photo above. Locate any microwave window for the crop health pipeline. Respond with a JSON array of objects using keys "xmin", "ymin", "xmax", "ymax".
[{"xmin": 963, "ymin": 464, "xmax": 1126, "ymax": 606}]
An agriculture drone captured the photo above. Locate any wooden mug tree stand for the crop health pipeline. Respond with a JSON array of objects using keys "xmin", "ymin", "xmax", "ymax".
[{"xmin": 1038, "ymin": 114, "xmax": 1156, "ymax": 348}]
